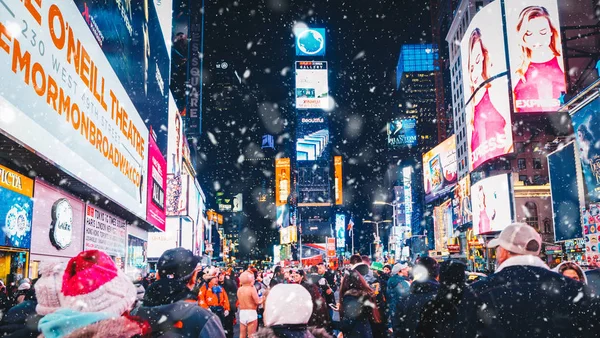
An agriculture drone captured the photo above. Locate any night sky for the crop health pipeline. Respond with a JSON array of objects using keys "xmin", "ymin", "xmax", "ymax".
[{"xmin": 199, "ymin": 0, "xmax": 433, "ymax": 260}]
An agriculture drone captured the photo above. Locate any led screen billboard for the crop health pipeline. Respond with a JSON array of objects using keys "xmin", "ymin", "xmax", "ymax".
[
  {"xmin": 296, "ymin": 28, "xmax": 326, "ymax": 56},
  {"xmin": 548, "ymin": 142, "xmax": 584, "ymax": 241},
  {"xmin": 298, "ymin": 163, "xmax": 331, "ymax": 204},
  {"xmin": 505, "ymin": 0, "xmax": 565, "ymax": 113},
  {"xmin": 0, "ymin": 0, "xmax": 149, "ymax": 217},
  {"xmin": 472, "ymin": 174, "xmax": 513, "ymax": 235},
  {"xmin": 423, "ymin": 136, "xmax": 458, "ymax": 203},
  {"xmin": 275, "ymin": 158, "xmax": 291, "ymax": 206},
  {"xmin": 296, "ymin": 61, "xmax": 329, "ymax": 110},
  {"xmin": 433, "ymin": 199, "xmax": 453, "ymax": 252},
  {"xmin": 387, "ymin": 119, "xmax": 418, "ymax": 148},
  {"xmin": 571, "ymin": 96, "xmax": 600, "ymax": 203},
  {"xmin": 335, "ymin": 214, "xmax": 346, "ymax": 249},
  {"xmin": 297, "ymin": 116, "xmax": 330, "ymax": 161},
  {"xmin": 453, "ymin": 176, "xmax": 473, "ymax": 227},
  {"xmin": 403, "ymin": 166, "xmax": 413, "ymax": 230},
  {"xmin": 334, "ymin": 156, "xmax": 343, "ymax": 205},
  {"xmin": 147, "ymin": 133, "xmax": 167, "ymax": 231},
  {"xmin": 276, "ymin": 205, "xmax": 290, "ymax": 228},
  {"xmin": 461, "ymin": 1, "xmax": 513, "ymax": 171}
]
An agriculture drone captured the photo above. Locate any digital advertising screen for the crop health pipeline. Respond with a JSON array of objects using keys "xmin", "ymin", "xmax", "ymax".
[
  {"xmin": 453, "ymin": 176, "xmax": 473, "ymax": 227},
  {"xmin": 571, "ymin": 96, "xmax": 600, "ymax": 203},
  {"xmin": 296, "ymin": 28, "xmax": 326, "ymax": 56},
  {"xmin": 548, "ymin": 142, "xmax": 585, "ymax": 241},
  {"xmin": 147, "ymin": 133, "xmax": 167, "ymax": 231},
  {"xmin": 335, "ymin": 214, "xmax": 346, "ymax": 249},
  {"xmin": 299, "ymin": 207, "xmax": 331, "ymax": 237},
  {"xmin": 387, "ymin": 119, "xmax": 418, "ymax": 148},
  {"xmin": 461, "ymin": 1, "xmax": 514, "ymax": 172},
  {"xmin": 433, "ymin": 199, "xmax": 453, "ymax": 252},
  {"xmin": 297, "ymin": 116, "xmax": 330, "ymax": 161},
  {"xmin": 423, "ymin": 136, "xmax": 458, "ymax": 203},
  {"xmin": 296, "ymin": 61, "xmax": 329, "ymax": 110},
  {"xmin": 504, "ymin": 0, "xmax": 565, "ymax": 113},
  {"xmin": 403, "ymin": 166, "xmax": 413, "ymax": 229},
  {"xmin": 471, "ymin": 174, "xmax": 514, "ymax": 235},
  {"xmin": 276, "ymin": 205, "xmax": 290, "ymax": 229},
  {"xmin": 298, "ymin": 163, "xmax": 331, "ymax": 204},
  {"xmin": 334, "ymin": 156, "xmax": 343, "ymax": 205},
  {"xmin": 275, "ymin": 158, "xmax": 291, "ymax": 206}
]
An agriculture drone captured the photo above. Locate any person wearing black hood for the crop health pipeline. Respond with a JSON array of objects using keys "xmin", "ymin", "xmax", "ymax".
[
  {"xmin": 417, "ymin": 260, "xmax": 469, "ymax": 338},
  {"xmin": 392, "ymin": 256, "xmax": 439, "ymax": 338},
  {"xmin": 143, "ymin": 248, "xmax": 200, "ymax": 306}
]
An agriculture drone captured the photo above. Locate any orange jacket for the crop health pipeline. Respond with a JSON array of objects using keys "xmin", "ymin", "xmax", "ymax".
[{"xmin": 198, "ymin": 284, "xmax": 230, "ymax": 310}]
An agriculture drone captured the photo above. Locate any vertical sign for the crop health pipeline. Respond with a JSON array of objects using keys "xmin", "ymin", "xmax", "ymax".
[
  {"xmin": 334, "ymin": 156, "xmax": 343, "ymax": 205},
  {"xmin": 186, "ymin": 0, "xmax": 203, "ymax": 136},
  {"xmin": 147, "ymin": 132, "xmax": 167, "ymax": 231},
  {"xmin": 326, "ymin": 237, "xmax": 336, "ymax": 258},
  {"xmin": 403, "ymin": 166, "xmax": 413, "ymax": 231},
  {"xmin": 335, "ymin": 214, "xmax": 346, "ymax": 249},
  {"xmin": 275, "ymin": 158, "xmax": 291, "ymax": 206}
]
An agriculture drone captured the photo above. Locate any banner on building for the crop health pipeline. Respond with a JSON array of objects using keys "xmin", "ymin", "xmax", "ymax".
[
  {"xmin": 334, "ymin": 156, "xmax": 343, "ymax": 205},
  {"xmin": 84, "ymin": 205, "xmax": 127, "ymax": 258},
  {"xmin": 275, "ymin": 158, "xmax": 291, "ymax": 206}
]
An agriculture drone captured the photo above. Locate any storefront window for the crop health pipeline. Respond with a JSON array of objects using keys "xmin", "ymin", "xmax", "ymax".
[{"xmin": 127, "ymin": 235, "xmax": 148, "ymax": 274}]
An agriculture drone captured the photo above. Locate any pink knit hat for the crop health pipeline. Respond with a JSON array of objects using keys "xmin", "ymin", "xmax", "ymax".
[
  {"xmin": 35, "ymin": 262, "xmax": 66, "ymax": 315},
  {"xmin": 61, "ymin": 250, "xmax": 136, "ymax": 316}
]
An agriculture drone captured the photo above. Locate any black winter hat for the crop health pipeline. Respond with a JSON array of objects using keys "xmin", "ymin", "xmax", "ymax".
[{"xmin": 157, "ymin": 248, "xmax": 200, "ymax": 280}]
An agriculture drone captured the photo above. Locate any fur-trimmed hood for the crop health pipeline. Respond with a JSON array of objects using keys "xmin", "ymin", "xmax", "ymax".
[
  {"xmin": 254, "ymin": 325, "xmax": 332, "ymax": 338},
  {"xmin": 495, "ymin": 254, "xmax": 549, "ymax": 273}
]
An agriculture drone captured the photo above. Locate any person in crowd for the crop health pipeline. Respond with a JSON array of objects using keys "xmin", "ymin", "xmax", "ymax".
[
  {"xmin": 322, "ymin": 264, "xmax": 338, "ymax": 292},
  {"xmin": 554, "ymin": 261, "xmax": 588, "ymax": 284},
  {"xmin": 361, "ymin": 256, "xmax": 377, "ymax": 284},
  {"xmin": 457, "ymin": 223, "xmax": 600, "ymax": 337},
  {"xmin": 369, "ymin": 262, "xmax": 388, "ymax": 338},
  {"xmin": 339, "ymin": 269, "xmax": 381, "ymax": 338},
  {"xmin": 198, "ymin": 267, "xmax": 230, "ymax": 329},
  {"xmin": 131, "ymin": 271, "xmax": 146, "ymax": 304},
  {"xmin": 254, "ymin": 284, "xmax": 332, "ymax": 338},
  {"xmin": 270, "ymin": 266, "xmax": 286, "ymax": 288},
  {"xmin": 0, "ymin": 273, "xmax": 40, "ymax": 337},
  {"xmin": 143, "ymin": 248, "xmax": 200, "ymax": 306},
  {"xmin": 309, "ymin": 264, "xmax": 335, "ymax": 307},
  {"xmin": 393, "ymin": 256, "xmax": 440, "ymax": 338},
  {"xmin": 220, "ymin": 269, "xmax": 238, "ymax": 338},
  {"xmin": 302, "ymin": 267, "xmax": 332, "ymax": 330},
  {"xmin": 417, "ymin": 260, "xmax": 469, "ymax": 338},
  {"xmin": 386, "ymin": 262, "xmax": 411, "ymax": 334},
  {"xmin": 253, "ymin": 269, "xmax": 269, "ymax": 327},
  {"xmin": 289, "ymin": 269, "xmax": 303, "ymax": 284},
  {"xmin": 238, "ymin": 271, "xmax": 262, "ymax": 338},
  {"xmin": 349, "ymin": 254, "xmax": 370, "ymax": 280}
]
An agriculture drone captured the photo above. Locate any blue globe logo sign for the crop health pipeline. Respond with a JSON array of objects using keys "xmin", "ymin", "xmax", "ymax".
[{"xmin": 296, "ymin": 28, "xmax": 326, "ymax": 56}]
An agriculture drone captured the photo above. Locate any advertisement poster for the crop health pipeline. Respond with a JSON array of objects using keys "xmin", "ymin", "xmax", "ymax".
[
  {"xmin": 433, "ymin": 199, "xmax": 453, "ymax": 252},
  {"xmin": 126, "ymin": 235, "xmax": 147, "ymax": 272},
  {"xmin": 275, "ymin": 158, "xmax": 291, "ymax": 206},
  {"xmin": 73, "ymin": 0, "xmax": 170, "ymax": 153},
  {"xmin": 453, "ymin": 176, "xmax": 473, "ymax": 226},
  {"xmin": 472, "ymin": 174, "xmax": 513, "ymax": 235},
  {"xmin": 148, "ymin": 231, "xmax": 177, "ymax": 258},
  {"xmin": 0, "ymin": 166, "xmax": 33, "ymax": 249},
  {"xmin": 423, "ymin": 136, "xmax": 458, "ymax": 203},
  {"xmin": 297, "ymin": 116, "xmax": 329, "ymax": 161},
  {"xmin": 335, "ymin": 214, "xmax": 346, "ymax": 249},
  {"xmin": 84, "ymin": 205, "xmax": 127, "ymax": 258},
  {"xmin": 461, "ymin": 1, "xmax": 513, "ymax": 171},
  {"xmin": 0, "ymin": 0, "xmax": 149, "ymax": 217},
  {"xmin": 298, "ymin": 163, "xmax": 331, "ymax": 204},
  {"xmin": 571, "ymin": 96, "xmax": 600, "ymax": 203},
  {"xmin": 296, "ymin": 28, "xmax": 326, "ymax": 57},
  {"xmin": 548, "ymin": 142, "xmax": 585, "ymax": 241},
  {"xmin": 394, "ymin": 186, "xmax": 406, "ymax": 225},
  {"xmin": 147, "ymin": 133, "xmax": 167, "ymax": 231},
  {"xmin": 583, "ymin": 205, "xmax": 600, "ymax": 264},
  {"xmin": 166, "ymin": 173, "xmax": 189, "ymax": 216},
  {"xmin": 296, "ymin": 61, "xmax": 329, "ymax": 110},
  {"xmin": 387, "ymin": 119, "xmax": 418, "ymax": 148},
  {"xmin": 504, "ymin": 0, "xmax": 565, "ymax": 113},
  {"xmin": 326, "ymin": 237, "xmax": 336, "ymax": 258},
  {"xmin": 403, "ymin": 167, "xmax": 413, "ymax": 230},
  {"xmin": 276, "ymin": 205, "xmax": 290, "ymax": 228},
  {"xmin": 334, "ymin": 156, "xmax": 343, "ymax": 205}
]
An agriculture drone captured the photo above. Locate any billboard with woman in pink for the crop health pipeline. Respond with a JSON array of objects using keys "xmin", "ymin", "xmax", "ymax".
[
  {"xmin": 472, "ymin": 174, "xmax": 514, "ymax": 235},
  {"xmin": 461, "ymin": 1, "xmax": 513, "ymax": 172},
  {"xmin": 505, "ymin": 0, "xmax": 566, "ymax": 113}
]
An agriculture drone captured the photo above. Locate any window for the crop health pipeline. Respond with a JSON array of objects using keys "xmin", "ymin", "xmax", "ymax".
[
  {"xmin": 525, "ymin": 202, "xmax": 539, "ymax": 231},
  {"xmin": 518, "ymin": 159, "xmax": 527, "ymax": 170},
  {"xmin": 533, "ymin": 158, "xmax": 542, "ymax": 170},
  {"xmin": 519, "ymin": 175, "xmax": 528, "ymax": 182},
  {"xmin": 515, "ymin": 142, "xmax": 525, "ymax": 153}
]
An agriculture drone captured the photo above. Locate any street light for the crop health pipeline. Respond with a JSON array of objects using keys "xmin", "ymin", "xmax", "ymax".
[{"xmin": 363, "ymin": 219, "xmax": 392, "ymax": 262}]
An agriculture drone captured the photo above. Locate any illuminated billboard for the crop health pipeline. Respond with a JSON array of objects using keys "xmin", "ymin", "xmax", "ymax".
[
  {"xmin": 275, "ymin": 158, "xmax": 291, "ymax": 206},
  {"xmin": 297, "ymin": 116, "xmax": 330, "ymax": 161},
  {"xmin": 296, "ymin": 28, "xmax": 326, "ymax": 56},
  {"xmin": 403, "ymin": 166, "xmax": 413, "ymax": 230},
  {"xmin": 505, "ymin": 0, "xmax": 565, "ymax": 113},
  {"xmin": 461, "ymin": 1, "xmax": 513, "ymax": 171},
  {"xmin": 296, "ymin": 61, "xmax": 329, "ymax": 110},
  {"xmin": 276, "ymin": 205, "xmax": 290, "ymax": 228},
  {"xmin": 433, "ymin": 199, "xmax": 453, "ymax": 252},
  {"xmin": 334, "ymin": 156, "xmax": 343, "ymax": 205},
  {"xmin": 472, "ymin": 174, "xmax": 514, "ymax": 235},
  {"xmin": 298, "ymin": 163, "xmax": 330, "ymax": 204},
  {"xmin": 453, "ymin": 176, "xmax": 472, "ymax": 227},
  {"xmin": 571, "ymin": 96, "xmax": 600, "ymax": 203},
  {"xmin": 387, "ymin": 119, "xmax": 417, "ymax": 148},
  {"xmin": 423, "ymin": 136, "xmax": 458, "ymax": 203},
  {"xmin": 335, "ymin": 214, "xmax": 346, "ymax": 249}
]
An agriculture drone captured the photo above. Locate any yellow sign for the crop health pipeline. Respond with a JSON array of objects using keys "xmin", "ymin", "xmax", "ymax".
[
  {"xmin": 0, "ymin": 165, "xmax": 33, "ymax": 197},
  {"xmin": 334, "ymin": 156, "xmax": 343, "ymax": 205},
  {"xmin": 275, "ymin": 158, "xmax": 291, "ymax": 206}
]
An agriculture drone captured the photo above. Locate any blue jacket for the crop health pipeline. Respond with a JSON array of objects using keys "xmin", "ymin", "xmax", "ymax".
[
  {"xmin": 457, "ymin": 264, "xmax": 600, "ymax": 338},
  {"xmin": 393, "ymin": 280, "xmax": 439, "ymax": 338},
  {"xmin": 386, "ymin": 275, "xmax": 410, "ymax": 329}
]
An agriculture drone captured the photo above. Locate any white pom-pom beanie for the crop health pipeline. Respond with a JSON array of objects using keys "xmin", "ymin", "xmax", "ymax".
[
  {"xmin": 264, "ymin": 284, "xmax": 313, "ymax": 327},
  {"xmin": 35, "ymin": 261, "xmax": 66, "ymax": 315}
]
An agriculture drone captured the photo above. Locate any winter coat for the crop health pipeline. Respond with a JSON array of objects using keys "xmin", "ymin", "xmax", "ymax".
[
  {"xmin": 340, "ymin": 290, "xmax": 377, "ymax": 338},
  {"xmin": 392, "ymin": 280, "xmax": 439, "ymax": 338},
  {"xmin": 456, "ymin": 256, "xmax": 600, "ymax": 338},
  {"xmin": 198, "ymin": 284, "xmax": 230, "ymax": 310},
  {"xmin": 417, "ymin": 284, "xmax": 473, "ymax": 338},
  {"xmin": 385, "ymin": 275, "xmax": 410, "ymax": 329},
  {"xmin": 254, "ymin": 325, "xmax": 333, "ymax": 338},
  {"xmin": 301, "ymin": 281, "xmax": 331, "ymax": 330},
  {"xmin": 306, "ymin": 273, "xmax": 335, "ymax": 306},
  {"xmin": 221, "ymin": 276, "xmax": 238, "ymax": 312},
  {"xmin": 134, "ymin": 300, "xmax": 227, "ymax": 338},
  {"xmin": 143, "ymin": 278, "xmax": 198, "ymax": 307},
  {"xmin": 0, "ymin": 300, "xmax": 39, "ymax": 337}
]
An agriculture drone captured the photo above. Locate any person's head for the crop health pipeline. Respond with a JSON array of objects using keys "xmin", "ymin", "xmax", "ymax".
[
  {"xmin": 309, "ymin": 265, "xmax": 319, "ymax": 274},
  {"xmin": 438, "ymin": 260, "xmax": 467, "ymax": 288},
  {"xmin": 468, "ymin": 28, "xmax": 491, "ymax": 92},
  {"xmin": 557, "ymin": 262, "xmax": 587, "ymax": 284},
  {"xmin": 383, "ymin": 265, "xmax": 392, "ymax": 275},
  {"xmin": 478, "ymin": 185, "xmax": 486, "ymax": 207},
  {"xmin": 263, "ymin": 284, "xmax": 313, "ymax": 327},
  {"xmin": 218, "ymin": 273, "xmax": 225, "ymax": 283},
  {"xmin": 274, "ymin": 265, "xmax": 283, "ymax": 277},
  {"xmin": 413, "ymin": 257, "xmax": 439, "ymax": 282},
  {"xmin": 516, "ymin": 6, "xmax": 561, "ymax": 62},
  {"xmin": 361, "ymin": 255, "xmax": 371, "ymax": 265},
  {"xmin": 349, "ymin": 254, "xmax": 363, "ymax": 265},
  {"xmin": 283, "ymin": 270, "xmax": 290, "ymax": 281},
  {"xmin": 339, "ymin": 269, "xmax": 373, "ymax": 297},
  {"xmin": 239, "ymin": 271, "xmax": 255, "ymax": 286},
  {"xmin": 317, "ymin": 262, "xmax": 327, "ymax": 275},
  {"xmin": 203, "ymin": 267, "xmax": 220, "ymax": 287},
  {"xmin": 488, "ymin": 223, "xmax": 542, "ymax": 267},
  {"xmin": 392, "ymin": 262, "xmax": 410, "ymax": 278},
  {"xmin": 289, "ymin": 269, "xmax": 301, "ymax": 283},
  {"xmin": 156, "ymin": 248, "xmax": 201, "ymax": 286}
]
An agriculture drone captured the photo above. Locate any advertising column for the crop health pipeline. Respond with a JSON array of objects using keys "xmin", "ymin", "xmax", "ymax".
[
  {"xmin": 0, "ymin": 165, "xmax": 33, "ymax": 283},
  {"xmin": 84, "ymin": 204, "xmax": 128, "ymax": 268}
]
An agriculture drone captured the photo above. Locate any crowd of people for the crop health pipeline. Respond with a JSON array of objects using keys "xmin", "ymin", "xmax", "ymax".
[{"xmin": 0, "ymin": 223, "xmax": 598, "ymax": 337}]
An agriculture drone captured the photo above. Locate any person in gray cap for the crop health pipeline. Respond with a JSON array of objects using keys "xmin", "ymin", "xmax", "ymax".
[
  {"xmin": 386, "ymin": 262, "xmax": 411, "ymax": 334},
  {"xmin": 456, "ymin": 223, "xmax": 600, "ymax": 338}
]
